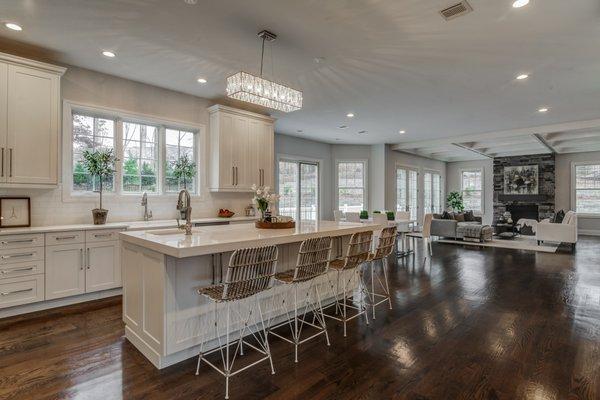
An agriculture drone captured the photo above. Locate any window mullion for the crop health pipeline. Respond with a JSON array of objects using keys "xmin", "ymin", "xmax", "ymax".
[{"xmin": 115, "ymin": 118, "xmax": 123, "ymax": 195}]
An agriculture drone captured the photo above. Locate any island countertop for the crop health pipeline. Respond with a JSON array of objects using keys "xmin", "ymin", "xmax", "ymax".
[{"xmin": 119, "ymin": 220, "xmax": 379, "ymax": 258}]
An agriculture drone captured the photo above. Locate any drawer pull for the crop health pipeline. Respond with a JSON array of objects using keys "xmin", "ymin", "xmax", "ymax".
[
  {"xmin": 1, "ymin": 288, "xmax": 33, "ymax": 296},
  {"xmin": 55, "ymin": 236, "xmax": 77, "ymax": 240},
  {"xmin": 1, "ymin": 266, "xmax": 34, "ymax": 274},
  {"xmin": 94, "ymin": 233, "xmax": 112, "ymax": 238},
  {"xmin": 1, "ymin": 253, "xmax": 34, "ymax": 260},
  {"xmin": 1, "ymin": 239, "xmax": 35, "ymax": 245}
]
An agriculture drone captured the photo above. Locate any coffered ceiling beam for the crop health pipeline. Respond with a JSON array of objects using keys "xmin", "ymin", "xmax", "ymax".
[
  {"xmin": 532, "ymin": 133, "xmax": 557, "ymax": 154},
  {"xmin": 451, "ymin": 143, "xmax": 493, "ymax": 159}
]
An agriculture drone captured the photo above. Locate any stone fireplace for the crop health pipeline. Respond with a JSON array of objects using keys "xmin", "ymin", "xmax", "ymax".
[{"xmin": 493, "ymin": 154, "xmax": 555, "ymax": 223}]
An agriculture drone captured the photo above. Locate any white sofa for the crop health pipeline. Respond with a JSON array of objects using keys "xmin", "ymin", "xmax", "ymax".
[{"xmin": 536, "ymin": 211, "xmax": 578, "ymax": 251}]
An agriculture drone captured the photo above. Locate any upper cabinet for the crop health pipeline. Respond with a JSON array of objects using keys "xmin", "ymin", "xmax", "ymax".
[
  {"xmin": 208, "ymin": 105, "xmax": 275, "ymax": 192},
  {"xmin": 0, "ymin": 53, "xmax": 65, "ymax": 187}
]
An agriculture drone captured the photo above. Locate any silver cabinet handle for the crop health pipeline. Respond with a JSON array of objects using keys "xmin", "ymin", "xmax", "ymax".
[
  {"xmin": 94, "ymin": 233, "xmax": 112, "ymax": 238},
  {"xmin": 1, "ymin": 253, "xmax": 34, "ymax": 260},
  {"xmin": 9, "ymin": 148, "xmax": 12, "ymax": 178},
  {"xmin": 1, "ymin": 239, "xmax": 35, "ymax": 245},
  {"xmin": 1, "ymin": 147, "xmax": 3, "ymax": 177},
  {"xmin": 1, "ymin": 266, "xmax": 34, "ymax": 274},
  {"xmin": 55, "ymin": 236, "xmax": 76, "ymax": 241},
  {"xmin": 80, "ymin": 248, "xmax": 84, "ymax": 270},
  {"xmin": 232, "ymin": 166, "xmax": 235, "ymax": 186},
  {"xmin": 235, "ymin": 167, "xmax": 238, "ymax": 186},
  {"xmin": 1, "ymin": 288, "xmax": 33, "ymax": 296},
  {"xmin": 87, "ymin": 248, "xmax": 90, "ymax": 269}
]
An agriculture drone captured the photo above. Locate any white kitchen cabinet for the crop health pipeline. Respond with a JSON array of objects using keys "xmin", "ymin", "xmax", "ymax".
[
  {"xmin": 85, "ymin": 241, "xmax": 121, "ymax": 293},
  {"xmin": 208, "ymin": 105, "xmax": 275, "ymax": 192},
  {"xmin": 0, "ymin": 52, "xmax": 65, "ymax": 187},
  {"xmin": 45, "ymin": 243, "xmax": 85, "ymax": 300}
]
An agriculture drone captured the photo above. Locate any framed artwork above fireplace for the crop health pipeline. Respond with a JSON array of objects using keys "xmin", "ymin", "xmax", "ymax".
[{"xmin": 504, "ymin": 165, "xmax": 539, "ymax": 195}]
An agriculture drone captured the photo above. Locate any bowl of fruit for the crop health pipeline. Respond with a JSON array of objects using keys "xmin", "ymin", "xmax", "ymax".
[{"xmin": 218, "ymin": 208, "xmax": 235, "ymax": 218}]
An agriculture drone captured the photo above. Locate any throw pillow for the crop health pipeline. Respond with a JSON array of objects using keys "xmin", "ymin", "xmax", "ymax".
[
  {"xmin": 464, "ymin": 210, "xmax": 475, "ymax": 222},
  {"xmin": 441, "ymin": 211, "xmax": 452, "ymax": 220},
  {"xmin": 554, "ymin": 210, "xmax": 565, "ymax": 223},
  {"xmin": 454, "ymin": 213, "xmax": 465, "ymax": 222}
]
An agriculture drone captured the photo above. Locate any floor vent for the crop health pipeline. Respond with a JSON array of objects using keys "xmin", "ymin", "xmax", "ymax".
[{"xmin": 440, "ymin": 1, "xmax": 473, "ymax": 21}]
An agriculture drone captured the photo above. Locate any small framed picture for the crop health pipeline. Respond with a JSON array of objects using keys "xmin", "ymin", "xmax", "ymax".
[{"xmin": 0, "ymin": 197, "xmax": 31, "ymax": 228}]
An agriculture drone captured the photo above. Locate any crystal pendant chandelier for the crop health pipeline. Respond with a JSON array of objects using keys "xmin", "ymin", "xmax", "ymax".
[{"xmin": 226, "ymin": 30, "xmax": 302, "ymax": 113}]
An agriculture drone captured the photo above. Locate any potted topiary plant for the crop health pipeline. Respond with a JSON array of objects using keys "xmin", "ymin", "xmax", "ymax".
[
  {"xmin": 82, "ymin": 149, "xmax": 118, "ymax": 225},
  {"xmin": 359, "ymin": 210, "xmax": 369, "ymax": 220},
  {"xmin": 171, "ymin": 154, "xmax": 196, "ymax": 190},
  {"xmin": 446, "ymin": 191, "xmax": 465, "ymax": 213},
  {"xmin": 386, "ymin": 211, "xmax": 395, "ymax": 221}
]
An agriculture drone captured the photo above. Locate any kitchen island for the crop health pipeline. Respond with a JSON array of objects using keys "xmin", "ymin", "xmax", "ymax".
[{"xmin": 119, "ymin": 220, "xmax": 378, "ymax": 368}]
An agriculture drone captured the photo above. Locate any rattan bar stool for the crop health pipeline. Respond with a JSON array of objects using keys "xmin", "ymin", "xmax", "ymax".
[
  {"xmin": 195, "ymin": 245, "xmax": 278, "ymax": 400},
  {"xmin": 268, "ymin": 236, "xmax": 333, "ymax": 363},
  {"xmin": 323, "ymin": 230, "xmax": 373, "ymax": 337},
  {"xmin": 366, "ymin": 226, "xmax": 396, "ymax": 319}
]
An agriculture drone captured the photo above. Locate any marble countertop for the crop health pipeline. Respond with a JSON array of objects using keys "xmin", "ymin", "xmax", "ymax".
[
  {"xmin": 119, "ymin": 220, "xmax": 379, "ymax": 258},
  {"xmin": 0, "ymin": 216, "xmax": 256, "ymax": 236}
]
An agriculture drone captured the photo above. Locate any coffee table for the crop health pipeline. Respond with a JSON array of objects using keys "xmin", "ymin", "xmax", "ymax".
[{"xmin": 494, "ymin": 223, "xmax": 520, "ymax": 239}]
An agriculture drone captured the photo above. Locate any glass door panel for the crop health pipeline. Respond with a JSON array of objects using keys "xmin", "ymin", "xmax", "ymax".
[
  {"xmin": 278, "ymin": 160, "xmax": 298, "ymax": 219},
  {"xmin": 300, "ymin": 163, "xmax": 318, "ymax": 221},
  {"xmin": 278, "ymin": 160, "xmax": 319, "ymax": 221}
]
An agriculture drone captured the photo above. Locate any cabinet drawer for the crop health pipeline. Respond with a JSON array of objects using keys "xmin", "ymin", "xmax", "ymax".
[
  {"xmin": 46, "ymin": 231, "xmax": 85, "ymax": 246},
  {"xmin": 0, "ymin": 260, "xmax": 44, "ymax": 280},
  {"xmin": 86, "ymin": 229, "xmax": 123, "ymax": 243},
  {"xmin": 0, "ymin": 247, "xmax": 44, "ymax": 265},
  {"xmin": 0, "ymin": 234, "xmax": 44, "ymax": 250},
  {"xmin": 0, "ymin": 274, "xmax": 44, "ymax": 309}
]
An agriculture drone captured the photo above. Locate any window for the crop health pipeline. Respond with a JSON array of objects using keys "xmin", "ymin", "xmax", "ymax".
[
  {"xmin": 68, "ymin": 105, "xmax": 199, "ymax": 197},
  {"xmin": 278, "ymin": 159, "xmax": 319, "ymax": 221},
  {"xmin": 573, "ymin": 163, "xmax": 600, "ymax": 214},
  {"xmin": 122, "ymin": 122, "xmax": 159, "ymax": 193},
  {"xmin": 396, "ymin": 167, "xmax": 418, "ymax": 220},
  {"xmin": 337, "ymin": 161, "xmax": 366, "ymax": 213},
  {"xmin": 424, "ymin": 172, "xmax": 443, "ymax": 214},
  {"xmin": 72, "ymin": 113, "xmax": 116, "ymax": 192},
  {"xmin": 165, "ymin": 128, "xmax": 195, "ymax": 193},
  {"xmin": 461, "ymin": 169, "xmax": 483, "ymax": 212}
]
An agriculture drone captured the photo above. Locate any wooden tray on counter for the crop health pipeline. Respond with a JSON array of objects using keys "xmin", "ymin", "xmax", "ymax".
[{"xmin": 255, "ymin": 220, "xmax": 296, "ymax": 229}]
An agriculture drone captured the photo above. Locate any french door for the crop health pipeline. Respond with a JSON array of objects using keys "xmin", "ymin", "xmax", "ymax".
[
  {"xmin": 396, "ymin": 166, "xmax": 418, "ymax": 221},
  {"xmin": 424, "ymin": 171, "xmax": 442, "ymax": 214},
  {"xmin": 278, "ymin": 159, "xmax": 319, "ymax": 221}
]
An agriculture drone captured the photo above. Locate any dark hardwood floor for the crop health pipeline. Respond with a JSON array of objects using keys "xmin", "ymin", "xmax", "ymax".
[{"xmin": 1, "ymin": 237, "xmax": 599, "ymax": 400}]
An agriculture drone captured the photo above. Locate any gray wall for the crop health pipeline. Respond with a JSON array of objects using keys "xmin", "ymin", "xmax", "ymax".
[
  {"xmin": 556, "ymin": 151, "xmax": 600, "ymax": 235},
  {"xmin": 445, "ymin": 159, "xmax": 494, "ymax": 225}
]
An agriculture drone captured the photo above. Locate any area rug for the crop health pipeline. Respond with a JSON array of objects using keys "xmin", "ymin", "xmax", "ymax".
[{"xmin": 406, "ymin": 233, "xmax": 559, "ymax": 253}]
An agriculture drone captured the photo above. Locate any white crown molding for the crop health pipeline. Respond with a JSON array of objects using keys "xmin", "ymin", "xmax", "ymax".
[
  {"xmin": 207, "ymin": 104, "xmax": 276, "ymax": 123},
  {"xmin": 0, "ymin": 51, "xmax": 66, "ymax": 75}
]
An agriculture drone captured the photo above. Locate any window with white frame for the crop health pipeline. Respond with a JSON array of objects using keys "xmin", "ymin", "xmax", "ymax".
[
  {"xmin": 424, "ymin": 172, "xmax": 443, "ymax": 214},
  {"xmin": 396, "ymin": 166, "xmax": 418, "ymax": 220},
  {"xmin": 337, "ymin": 161, "xmax": 366, "ymax": 213},
  {"xmin": 72, "ymin": 113, "xmax": 116, "ymax": 192},
  {"xmin": 573, "ymin": 163, "xmax": 600, "ymax": 214},
  {"xmin": 69, "ymin": 108, "xmax": 198, "ymax": 196},
  {"xmin": 165, "ymin": 128, "xmax": 196, "ymax": 193},
  {"xmin": 461, "ymin": 169, "xmax": 483, "ymax": 212}
]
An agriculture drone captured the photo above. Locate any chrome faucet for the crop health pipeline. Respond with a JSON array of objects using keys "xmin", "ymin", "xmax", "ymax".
[
  {"xmin": 176, "ymin": 189, "xmax": 193, "ymax": 235},
  {"xmin": 141, "ymin": 192, "xmax": 152, "ymax": 221}
]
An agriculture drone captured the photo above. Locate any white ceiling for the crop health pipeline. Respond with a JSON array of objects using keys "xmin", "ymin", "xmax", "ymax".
[{"xmin": 1, "ymin": 0, "xmax": 600, "ymax": 145}]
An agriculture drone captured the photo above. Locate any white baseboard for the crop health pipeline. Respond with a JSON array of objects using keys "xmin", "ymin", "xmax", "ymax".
[
  {"xmin": 0, "ymin": 288, "xmax": 122, "ymax": 319},
  {"xmin": 579, "ymin": 229, "xmax": 600, "ymax": 237}
]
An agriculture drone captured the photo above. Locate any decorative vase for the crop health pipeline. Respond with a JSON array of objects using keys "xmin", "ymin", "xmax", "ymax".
[{"xmin": 92, "ymin": 208, "xmax": 108, "ymax": 225}]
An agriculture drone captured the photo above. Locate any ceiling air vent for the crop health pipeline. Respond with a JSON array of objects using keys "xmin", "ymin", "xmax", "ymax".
[{"xmin": 440, "ymin": 1, "xmax": 473, "ymax": 21}]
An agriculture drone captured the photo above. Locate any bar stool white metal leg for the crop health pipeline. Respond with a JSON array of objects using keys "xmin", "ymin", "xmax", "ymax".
[
  {"xmin": 365, "ymin": 226, "xmax": 396, "ymax": 319},
  {"xmin": 323, "ymin": 231, "xmax": 373, "ymax": 337},
  {"xmin": 195, "ymin": 245, "xmax": 278, "ymax": 399},
  {"xmin": 268, "ymin": 237, "xmax": 333, "ymax": 363}
]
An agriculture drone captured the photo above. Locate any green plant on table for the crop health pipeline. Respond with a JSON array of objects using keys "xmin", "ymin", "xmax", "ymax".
[
  {"xmin": 386, "ymin": 211, "xmax": 395, "ymax": 221},
  {"xmin": 359, "ymin": 210, "xmax": 369, "ymax": 219},
  {"xmin": 82, "ymin": 149, "xmax": 118, "ymax": 211}
]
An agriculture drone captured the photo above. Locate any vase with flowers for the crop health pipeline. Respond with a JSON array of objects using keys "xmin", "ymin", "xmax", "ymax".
[{"xmin": 252, "ymin": 184, "xmax": 280, "ymax": 222}]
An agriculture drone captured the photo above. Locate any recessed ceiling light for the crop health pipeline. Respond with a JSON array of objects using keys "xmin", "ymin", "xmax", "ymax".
[
  {"xmin": 399, "ymin": 130, "xmax": 406, "ymax": 134},
  {"xmin": 102, "ymin": 51, "xmax": 116, "ymax": 58},
  {"xmin": 358, "ymin": 130, "xmax": 367, "ymax": 134},
  {"xmin": 297, "ymin": 129, "xmax": 303, "ymax": 133},
  {"xmin": 346, "ymin": 113, "xmax": 355, "ymax": 118},
  {"xmin": 512, "ymin": 0, "xmax": 529, "ymax": 8},
  {"xmin": 197, "ymin": 78, "xmax": 207, "ymax": 84},
  {"xmin": 516, "ymin": 74, "xmax": 529, "ymax": 80},
  {"xmin": 538, "ymin": 107, "xmax": 549, "ymax": 113},
  {"xmin": 5, "ymin": 23, "xmax": 22, "ymax": 31},
  {"xmin": 335, "ymin": 138, "xmax": 341, "ymax": 141},
  {"xmin": 338, "ymin": 125, "xmax": 348, "ymax": 129}
]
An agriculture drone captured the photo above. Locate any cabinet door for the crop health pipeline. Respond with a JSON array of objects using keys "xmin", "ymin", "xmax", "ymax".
[
  {"xmin": 86, "ymin": 241, "xmax": 121, "ymax": 293},
  {"xmin": 45, "ymin": 244, "xmax": 85, "ymax": 300},
  {"xmin": 0, "ymin": 62, "xmax": 6, "ymax": 183},
  {"xmin": 6, "ymin": 64, "xmax": 59, "ymax": 185},
  {"xmin": 248, "ymin": 119, "xmax": 262, "ymax": 187},
  {"xmin": 258, "ymin": 122, "xmax": 275, "ymax": 188},
  {"xmin": 232, "ymin": 116, "xmax": 250, "ymax": 189},
  {"xmin": 218, "ymin": 113, "xmax": 236, "ymax": 189}
]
